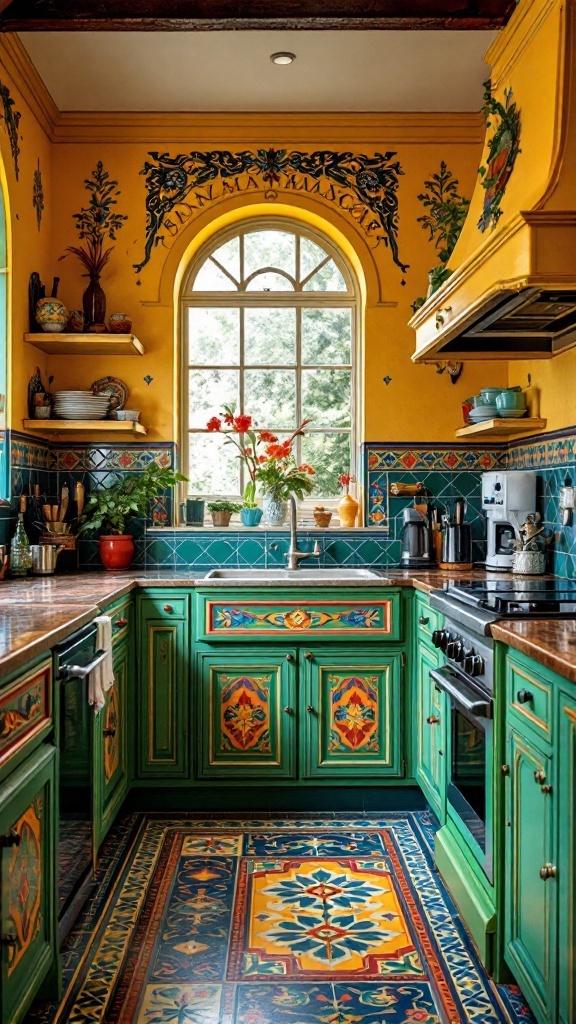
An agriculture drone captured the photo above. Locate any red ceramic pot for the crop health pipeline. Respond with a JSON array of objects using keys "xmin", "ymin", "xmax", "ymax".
[{"xmin": 99, "ymin": 534, "xmax": 135, "ymax": 570}]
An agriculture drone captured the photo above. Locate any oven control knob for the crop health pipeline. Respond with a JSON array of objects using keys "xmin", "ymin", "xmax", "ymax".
[
  {"xmin": 470, "ymin": 654, "xmax": 485, "ymax": 677},
  {"xmin": 446, "ymin": 638, "xmax": 463, "ymax": 660},
  {"xmin": 463, "ymin": 652, "xmax": 476, "ymax": 674},
  {"xmin": 432, "ymin": 629, "xmax": 444, "ymax": 649}
]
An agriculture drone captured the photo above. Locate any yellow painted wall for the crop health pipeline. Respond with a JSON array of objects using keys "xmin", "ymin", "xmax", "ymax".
[{"xmin": 510, "ymin": 349, "xmax": 576, "ymax": 432}]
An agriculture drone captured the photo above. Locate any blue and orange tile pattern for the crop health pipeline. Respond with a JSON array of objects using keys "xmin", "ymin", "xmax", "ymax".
[{"xmin": 29, "ymin": 813, "xmax": 534, "ymax": 1024}]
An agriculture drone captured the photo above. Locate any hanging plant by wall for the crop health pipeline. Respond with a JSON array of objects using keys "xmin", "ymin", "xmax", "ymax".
[
  {"xmin": 33, "ymin": 159, "xmax": 44, "ymax": 230},
  {"xmin": 135, "ymin": 148, "xmax": 409, "ymax": 278},
  {"xmin": 477, "ymin": 79, "xmax": 521, "ymax": 233},
  {"xmin": 411, "ymin": 160, "xmax": 470, "ymax": 311},
  {"xmin": 60, "ymin": 161, "xmax": 128, "ymax": 327},
  {"xmin": 0, "ymin": 77, "xmax": 21, "ymax": 180}
]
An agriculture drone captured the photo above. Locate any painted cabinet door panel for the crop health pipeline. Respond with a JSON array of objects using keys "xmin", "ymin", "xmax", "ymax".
[
  {"xmin": 301, "ymin": 648, "xmax": 402, "ymax": 778},
  {"xmin": 558, "ymin": 690, "xmax": 576, "ymax": 1024},
  {"xmin": 138, "ymin": 598, "xmax": 189, "ymax": 778},
  {"xmin": 197, "ymin": 648, "xmax": 296, "ymax": 779},
  {"xmin": 0, "ymin": 745, "xmax": 57, "ymax": 1024},
  {"xmin": 415, "ymin": 641, "xmax": 446, "ymax": 820},
  {"xmin": 93, "ymin": 640, "xmax": 129, "ymax": 853},
  {"xmin": 504, "ymin": 728, "xmax": 555, "ymax": 1024}
]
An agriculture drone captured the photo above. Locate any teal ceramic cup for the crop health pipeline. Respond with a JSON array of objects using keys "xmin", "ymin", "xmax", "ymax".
[
  {"xmin": 480, "ymin": 387, "xmax": 504, "ymax": 404},
  {"xmin": 186, "ymin": 498, "xmax": 205, "ymax": 526},
  {"xmin": 496, "ymin": 390, "xmax": 527, "ymax": 411}
]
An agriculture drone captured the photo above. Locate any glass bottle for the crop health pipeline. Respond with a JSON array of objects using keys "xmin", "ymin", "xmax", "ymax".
[{"xmin": 10, "ymin": 496, "xmax": 32, "ymax": 576}]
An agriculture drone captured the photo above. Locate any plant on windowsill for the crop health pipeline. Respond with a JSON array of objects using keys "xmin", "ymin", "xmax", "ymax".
[
  {"xmin": 78, "ymin": 463, "xmax": 187, "ymax": 569},
  {"xmin": 207, "ymin": 500, "xmax": 242, "ymax": 528}
]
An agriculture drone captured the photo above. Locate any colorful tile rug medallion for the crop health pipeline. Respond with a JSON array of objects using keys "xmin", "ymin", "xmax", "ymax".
[{"xmin": 29, "ymin": 813, "xmax": 534, "ymax": 1024}]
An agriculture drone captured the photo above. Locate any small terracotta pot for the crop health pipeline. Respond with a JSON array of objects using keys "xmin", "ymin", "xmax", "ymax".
[
  {"xmin": 313, "ymin": 510, "xmax": 332, "ymax": 528},
  {"xmin": 99, "ymin": 534, "xmax": 135, "ymax": 570},
  {"xmin": 211, "ymin": 511, "xmax": 232, "ymax": 527}
]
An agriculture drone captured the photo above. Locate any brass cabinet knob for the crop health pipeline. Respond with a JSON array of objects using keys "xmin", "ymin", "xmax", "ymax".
[
  {"xmin": 502, "ymin": 764, "xmax": 510, "ymax": 776},
  {"xmin": 285, "ymin": 653, "xmax": 295, "ymax": 663},
  {"xmin": 534, "ymin": 768, "xmax": 547, "ymax": 785},
  {"xmin": 0, "ymin": 829, "xmax": 21, "ymax": 848},
  {"xmin": 426, "ymin": 715, "xmax": 440, "ymax": 725},
  {"xmin": 304, "ymin": 651, "xmax": 314, "ymax": 660},
  {"xmin": 539, "ymin": 863, "xmax": 557, "ymax": 880},
  {"xmin": 284, "ymin": 706, "xmax": 294, "ymax": 715},
  {"xmin": 163, "ymin": 604, "xmax": 173, "ymax": 613},
  {"xmin": 306, "ymin": 705, "xmax": 316, "ymax": 713}
]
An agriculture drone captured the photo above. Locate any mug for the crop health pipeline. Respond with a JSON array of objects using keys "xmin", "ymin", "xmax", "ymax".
[{"xmin": 186, "ymin": 498, "xmax": 205, "ymax": 526}]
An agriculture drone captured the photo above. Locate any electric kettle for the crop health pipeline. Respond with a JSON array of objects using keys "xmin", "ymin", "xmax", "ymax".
[{"xmin": 398, "ymin": 508, "xmax": 435, "ymax": 569}]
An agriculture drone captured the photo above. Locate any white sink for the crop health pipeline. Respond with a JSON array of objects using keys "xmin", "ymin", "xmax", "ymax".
[{"xmin": 202, "ymin": 568, "xmax": 385, "ymax": 582}]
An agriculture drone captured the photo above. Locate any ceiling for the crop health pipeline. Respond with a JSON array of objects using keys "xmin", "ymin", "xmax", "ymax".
[{"xmin": 19, "ymin": 30, "xmax": 495, "ymax": 112}]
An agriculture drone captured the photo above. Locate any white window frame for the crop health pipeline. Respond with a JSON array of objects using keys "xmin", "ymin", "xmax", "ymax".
[{"xmin": 179, "ymin": 218, "xmax": 361, "ymax": 519}]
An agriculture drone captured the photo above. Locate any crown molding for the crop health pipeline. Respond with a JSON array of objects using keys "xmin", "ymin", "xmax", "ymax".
[
  {"xmin": 50, "ymin": 110, "xmax": 485, "ymax": 145},
  {"xmin": 0, "ymin": 34, "xmax": 59, "ymax": 138}
]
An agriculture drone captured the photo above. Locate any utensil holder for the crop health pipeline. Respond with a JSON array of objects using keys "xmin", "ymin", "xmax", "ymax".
[{"xmin": 512, "ymin": 550, "xmax": 546, "ymax": 575}]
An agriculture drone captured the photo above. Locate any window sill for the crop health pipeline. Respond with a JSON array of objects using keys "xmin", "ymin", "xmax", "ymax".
[{"xmin": 148, "ymin": 524, "xmax": 387, "ymax": 533}]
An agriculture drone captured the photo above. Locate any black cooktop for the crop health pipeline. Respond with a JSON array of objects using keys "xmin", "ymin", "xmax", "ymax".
[{"xmin": 442, "ymin": 578, "xmax": 576, "ymax": 614}]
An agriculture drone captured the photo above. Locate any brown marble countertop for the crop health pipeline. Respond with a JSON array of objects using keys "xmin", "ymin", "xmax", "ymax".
[
  {"xmin": 491, "ymin": 619, "xmax": 576, "ymax": 684},
  {"xmin": 0, "ymin": 567, "xmax": 565, "ymax": 679}
]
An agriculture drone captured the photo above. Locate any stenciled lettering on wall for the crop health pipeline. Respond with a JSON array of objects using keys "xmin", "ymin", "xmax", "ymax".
[{"xmin": 135, "ymin": 148, "xmax": 409, "ymax": 278}]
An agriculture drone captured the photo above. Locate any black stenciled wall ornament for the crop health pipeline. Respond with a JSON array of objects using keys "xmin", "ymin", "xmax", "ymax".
[
  {"xmin": 33, "ymin": 159, "xmax": 44, "ymax": 230},
  {"xmin": 135, "ymin": 148, "xmax": 409, "ymax": 278},
  {"xmin": 0, "ymin": 77, "xmax": 21, "ymax": 180}
]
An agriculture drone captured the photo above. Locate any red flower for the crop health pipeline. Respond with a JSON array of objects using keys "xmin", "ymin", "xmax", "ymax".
[
  {"xmin": 206, "ymin": 416, "xmax": 222, "ymax": 432},
  {"xmin": 244, "ymin": 446, "xmax": 253, "ymax": 456},
  {"xmin": 257, "ymin": 454, "xmax": 267, "ymax": 463},
  {"xmin": 223, "ymin": 410, "xmax": 234, "ymax": 425},
  {"xmin": 266, "ymin": 442, "xmax": 292, "ymax": 460},
  {"xmin": 299, "ymin": 463, "xmax": 315, "ymax": 475},
  {"xmin": 259, "ymin": 430, "xmax": 278, "ymax": 443},
  {"xmin": 339, "ymin": 473, "xmax": 351, "ymax": 487},
  {"xmin": 233, "ymin": 414, "xmax": 252, "ymax": 432}
]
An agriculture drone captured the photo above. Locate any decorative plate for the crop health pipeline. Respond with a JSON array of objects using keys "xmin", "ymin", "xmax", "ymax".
[{"xmin": 91, "ymin": 376, "xmax": 128, "ymax": 411}]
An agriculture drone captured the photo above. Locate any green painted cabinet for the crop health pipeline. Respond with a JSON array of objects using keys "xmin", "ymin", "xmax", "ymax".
[
  {"xmin": 196, "ymin": 646, "xmax": 296, "ymax": 778},
  {"xmin": 504, "ymin": 726, "xmax": 556, "ymax": 1023},
  {"xmin": 415, "ymin": 640, "xmax": 446, "ymax": 819},
  {"xmin": 557, "ymin": 687, "xmax": 576, "ymax": 1024},
  {"xmin": 0, "ymin": 744, "xmax": 58, "ymax": 1024},
  {"xmin": 92, "ymin": 638, "xmax": 130, "ymax": 852},
  {"xmin": 137, "ymin": 592, "xmax": 190, "ymax": 779},
  {"xmin": 301, "ymin": 647, "xmax": 403, "ymax": 778}
]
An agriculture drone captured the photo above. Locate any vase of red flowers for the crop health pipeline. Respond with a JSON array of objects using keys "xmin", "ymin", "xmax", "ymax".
[{"xmin": 338, "ymin": 473, "xmax": 359, "ymax": 527}]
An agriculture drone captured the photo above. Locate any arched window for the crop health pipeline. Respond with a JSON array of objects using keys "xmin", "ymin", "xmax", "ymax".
[{"xmin": 181, "ymin": 220, "xmax": 358, "ymax": 503}]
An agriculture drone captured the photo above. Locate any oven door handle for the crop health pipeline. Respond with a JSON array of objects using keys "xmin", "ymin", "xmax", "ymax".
[
  {"xmin": 430, "ymin": 666, "xmax": 492, "ymax": 718},
  {"xmin": 58, "ymin": 649, "xmax": 107, "ymax": 682}
]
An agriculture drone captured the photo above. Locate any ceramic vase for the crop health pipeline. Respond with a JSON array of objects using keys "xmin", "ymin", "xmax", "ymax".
[
  {"xmin": 83, "ymin": 274, "xmax": 106, "ymax": 326},
  {"xmin": 99, "ymin": 534, "xmax": 135, "ymax": 571},
  {"xmin": 262, "ymin": 492, "xmax": 287, "ymax": 526},
  {"xmin": 35, "ymin": 297, "xmax": 68, "ymax": 333},
  {"xmin": 241, "ymin": 506, "xmax": 264, "ymax": 527},
  {"xmin": 338, "ymin": 492, "xmax": 359, "ymax": 527}
]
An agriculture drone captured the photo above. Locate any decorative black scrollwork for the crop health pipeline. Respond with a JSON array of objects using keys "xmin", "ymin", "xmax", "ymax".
[
  {"xmin": 0, "ymin": 77, "xmax": 21, "ymax": 180},
  {"xmin": 135, "ymin": 147, "xmax": 408, "ymax": 276}
]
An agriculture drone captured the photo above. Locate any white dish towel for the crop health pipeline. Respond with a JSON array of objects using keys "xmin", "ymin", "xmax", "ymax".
[{"xmin": 89, "ymin": 615, "xmax": 115, "ymax": 713}]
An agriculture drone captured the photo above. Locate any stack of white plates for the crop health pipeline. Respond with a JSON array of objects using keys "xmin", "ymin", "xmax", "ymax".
[{"xmin": 54, "ymin": 390, "xmax": 110, "ymax": 420}]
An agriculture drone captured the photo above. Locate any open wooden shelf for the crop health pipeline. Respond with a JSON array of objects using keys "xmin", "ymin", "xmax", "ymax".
[
  {"xmin": 455, "ymin": 417, "xmax": 546, "ymax": 439},
  {"xmin": 23, "ymin": 419, "xmax": 147, "ymax": 437},
  {"xmin": 24, "ymin": 332, "xmax": 144, "ymax": 356}
]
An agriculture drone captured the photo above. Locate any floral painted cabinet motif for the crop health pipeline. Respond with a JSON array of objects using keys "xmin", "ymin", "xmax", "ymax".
[
  {"xmin": 0, "ymin": 745, "xmax": 57, "ymax": 1024},
  {"xmin": 301, "ymin": 648, "xmax": 403, "ymax": 778},
  {"xmin": 197, "ymin": 647, "xmax": 297, "ymax": 778}
]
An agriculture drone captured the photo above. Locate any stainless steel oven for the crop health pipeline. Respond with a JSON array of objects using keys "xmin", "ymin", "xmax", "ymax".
[{"xmin": 431, "ymin": 663, "xmax": 493, "ymax": 882}]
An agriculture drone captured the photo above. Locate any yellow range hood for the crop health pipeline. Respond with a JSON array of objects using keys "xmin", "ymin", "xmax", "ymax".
[{"xmin": 411, "ymin": 0, "xmax": 576, "ymax": 362}]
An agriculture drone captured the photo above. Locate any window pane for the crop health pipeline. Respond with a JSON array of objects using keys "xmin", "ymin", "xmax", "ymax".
[
  {"xmin": 302, "ymin": 369, "xmax": 351, "ymax": 427},
  {"xmin": 245, "ymin": 308, "xmax": 296, "ymax": 365},
  {"xmin": 245, "ymin": 271, "xmax": 293, "ymax": 292},
  {"xmin": 301, "ymin": 433, "xmax": 351, "ymax": 498},
  {"xmin": 193, "ymin": 260, "xmax": 238, "ymax": 291},
  {"xmin": 188, "ymin": 308, "xmax": 239, "ymax": 365},
  {"xmin": 300, "ymin": 237, "xmax": 329, "ymax": 281},
  {"xmin": 211, "ymin": 237, "xmax": 240, "ymax": 281},
  {"xmin": 244, "ymin": 230, "xmax": 296, "ymax": 278},
  {"xmin": 187, "ymin": 432, "xmax": 239, "ymax": 494},
  {"xmin": 303, "ymin": 261, "xmax": 346, "ymax": 291},
  {"xmin": 244, "ymin": 369, "xmax": 296, "ymax": 429},
  {"xmin": 188, "ymin": 368, "xmax": 239, "ymax": 427},
  {"xmin": 302, "ymin": 308, "xmax": 351, "ymax": 365}
]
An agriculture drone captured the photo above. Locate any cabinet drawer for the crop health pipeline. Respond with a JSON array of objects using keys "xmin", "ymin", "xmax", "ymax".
[
  {"xmin": 507, "ymin": 654, "xmax": 553, "ymax": 743},
  {"xmin": 108, "ymin": 596, "xmax": 132, "ymax": 645},
  {"xmin": 0, "ymin": 659, "xmax": 52, "ymax": 777},
  {"xmin": 195, "ymin": 590, "xmax": 401, "ymax": 642},
  {"xmin": 414, "ymin": 595, "xmax": 442, "ymax": 647},
  {"xmin": 138, "ymin": 593, "xmax": 189, "ymax": 620}
]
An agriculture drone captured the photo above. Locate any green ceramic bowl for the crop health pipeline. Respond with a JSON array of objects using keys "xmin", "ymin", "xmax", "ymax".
[{"xmin": 496, "ymin": 390, "xmax": 527, "ymax": 411}]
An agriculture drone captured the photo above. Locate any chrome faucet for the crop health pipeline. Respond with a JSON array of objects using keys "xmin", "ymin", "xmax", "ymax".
[{"xmin": 286, "ymin": 496, "xmax": 321, "ymax": 570}]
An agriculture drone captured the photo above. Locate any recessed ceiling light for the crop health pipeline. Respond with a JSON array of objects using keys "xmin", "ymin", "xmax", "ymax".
[{"xmin": 270, "ymin": 52, "xmax": 296, "ymax": 65}]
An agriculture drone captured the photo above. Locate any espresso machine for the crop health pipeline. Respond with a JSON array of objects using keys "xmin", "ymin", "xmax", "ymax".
[{"xmin": 482, "ymin": 470, "xmax": 536, "ymax": 570}]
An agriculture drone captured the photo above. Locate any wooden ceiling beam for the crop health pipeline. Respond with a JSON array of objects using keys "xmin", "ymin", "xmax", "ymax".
[{"xmin": 0, "ymin": 0, "xmax": 516, "ymax": 31}]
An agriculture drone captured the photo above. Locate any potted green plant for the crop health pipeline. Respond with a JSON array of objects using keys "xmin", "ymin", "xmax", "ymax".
[
  {"xmin": 241, "ymin": 499, "xmax": 264, "ymax": 528},
  {"xmin": 79, "ymin": 464, "xmax": 187, "ymax": 569},
  {"xmin": 207, "ymin": 500, "xmax": 242, "ymax": 528}
]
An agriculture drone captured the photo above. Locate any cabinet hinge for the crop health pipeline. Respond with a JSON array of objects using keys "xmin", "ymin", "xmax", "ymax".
[{"xmin": 400, "ymin": 652, "xmax": 407, "ymax": 669}]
